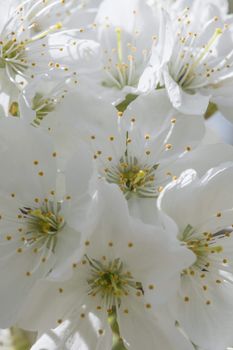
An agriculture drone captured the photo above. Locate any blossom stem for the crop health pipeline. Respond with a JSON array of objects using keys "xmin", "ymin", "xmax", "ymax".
[{"xmin": 108, "ymin": 307, "xmax": 127, "ymax": 350}]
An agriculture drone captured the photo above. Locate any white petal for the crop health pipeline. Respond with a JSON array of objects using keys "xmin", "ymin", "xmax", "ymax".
[
  {"xmin": 159, "ymin": 162, "xmax": 233, "ymax": 231},
  {"xmin": 216, "ymin": 99, "xmax": 233, "ymax": 124},
  {"xmin": 83, "ymin": 181, "xmax": 131, "ymax": 257},
  {"xmin": 19, "ymin": 279, "xmax": 86, "ymax": 332},
  {"xmin": 0, "ymin": 119, "xmax": 57, "ymax": 202},
  {"xmin": 65, "ymin": 142, "xmax": 94, "ymax": 201},
  {"xmin": 0, "ymin": 248, "xmax": 55, "ymax": 328},
  {"xmin": 171, "ymin": 278, "xmax": 233, "ymax": 350},
  {"xmin": 30, "ymin": 300, "xmax": 112, "ymax": 349},
  {"xmin": 96, "ymin": 0, "xmax": 155, "ymax": 50},
  {"xmin": 163, "ymin": 67, "xmax": 210, "ymax": 115},
  {"xmin": 47, "ymin": 32, "xmax": 101, "ymax": 74},
  {"xmin": 123, "ymin": 90, "xmax": 172, "ymax": 133},
  {"xmin": 158, "ymin": 169, "xmax": 201, "ymax": 232},
  {"xmin": 164, "ymin": 143, "xmax": 233, "ymax": 204},
  {"xmin": 118, "ymin": 298, "xmax": 194, "ymax": 350},
  {"xmin": 48, "ymin": 225, "xmax": 82, "ymax": 281},
  {"xmin": 138, "ymin": 66, "xmax": 157, "ymax": 93}
]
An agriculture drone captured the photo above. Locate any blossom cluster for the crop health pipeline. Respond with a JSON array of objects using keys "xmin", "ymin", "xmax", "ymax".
[{"xmin": 0, "ymin": 0, "xmax": 233, "ymax": 349}]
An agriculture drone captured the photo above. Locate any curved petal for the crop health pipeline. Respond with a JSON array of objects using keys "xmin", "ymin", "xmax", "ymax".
[
  {"xmin": 31, "ymin": 313, "xmax": 112, "ymax": 350},
  {"xmin": 171, "ymin": 278, "xmax": 233, "ymax": 350},
  {"xmin": 163, "ymin": 67, "xmax": 210, "ymax": 115},
  {"xmin": 163, "ymin": 143, "xmax": 233, "ymax": 200},
  {"xmin": 159, "ymin": 163, "xmax": 233, "ymax": 231}
]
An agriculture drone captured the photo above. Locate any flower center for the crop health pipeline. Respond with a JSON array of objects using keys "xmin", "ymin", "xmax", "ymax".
[
  {"xmin": 20, "ymin": 201, "xmax": 65, "ymax": 246},
  {"xmin": 0, "ymin": 22, "xmax": 62, "ymax": 76},
  {"xmin": 105, "ymin": 155, "xmax": 158, "ymax": 199},
  {"xmin": 0, "ymin": 39, "xmax": 26, "ymax": 69},
  {"xmin": 181, "ymin": 224, "xmax": 223, "ymax": 271},
  {"xmin": 102, "ymin": 27, "xmax": 141, "ymax": 89},
  {"xmin": 86, "ymin": 256, "xmax": 143, "ymax": 307}
]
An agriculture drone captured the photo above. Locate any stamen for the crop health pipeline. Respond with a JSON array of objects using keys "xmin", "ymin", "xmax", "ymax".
[
  {"xmin": 0, "ymin": 12, "xmax": 63, "ymax": 84},
  {"xmin": 102, "ymin": 26, "xmax": 148, "ymax": 89},
  {"xmin": 27, "ymin": 22, "xmax": 62, "ymax": 43},
  {"xmin": 186, "ymin": 28, "xmax": 223, "ymax": 77},
  {"xmin": 174, "ymin": 25, "xmax": 224, "ymax": 89}
]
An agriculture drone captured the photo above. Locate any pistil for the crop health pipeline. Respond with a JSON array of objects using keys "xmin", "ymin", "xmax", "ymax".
[{"xmin": 115, "ymin": 27, "xmax": 123, "ymax": 65}]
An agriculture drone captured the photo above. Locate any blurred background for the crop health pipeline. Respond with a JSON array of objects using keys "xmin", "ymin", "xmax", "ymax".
[{"xmin": 230, "ymin": 0, "xmax": 233, "ymax": 11}]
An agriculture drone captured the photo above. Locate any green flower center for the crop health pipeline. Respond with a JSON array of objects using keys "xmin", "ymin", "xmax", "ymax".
[
  {"xmin": 105, "ymin": 156, "xmax": 158, "ymax": 199},
  {"xmin": 27, "ymin": 208, "xmax": 64, "ymax": 235},
  {"xmin": 86, "ymin": 256, "xmax": 143, "ymax": 307},
  {"xmin": 181, "ymin": 224, "xmax": 223, "ymax": 272},
  {"xmin": 0, "ymin": 39, "xmax": 25, "ymax": 68},
  {"xmin": 20, "ymin": 202, "xmax": 65, "ymax": 247}
]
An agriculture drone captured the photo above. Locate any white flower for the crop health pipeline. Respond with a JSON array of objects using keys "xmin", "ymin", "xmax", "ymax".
[
  {"xmin": 72, "ymin": 90, "xmax": 233, "ymax": 223},
  {"xmin": 20, "ymin": 181, "xmax": 194, "ymax": 350},
  {"xmin": 88, "ymin": 92, "xmax": 203, "ymax": 200},
  {"xmin": 159, "ymin": 164, "xmax": 233, "ymax": 350},
  {"xmin": 0, "ymin": 0, "xmax": 100, "ymax": 108},
  {"xmin": 0, "ymin": 119, "xmax": 93, "ymax": 328},
  {"xmin": 81, "ymin": 0, "xmax": 157, "ymax": 103},
  {"xmin": 139, "ymin": 2, "xmax": 233, "ymax": 116}
]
